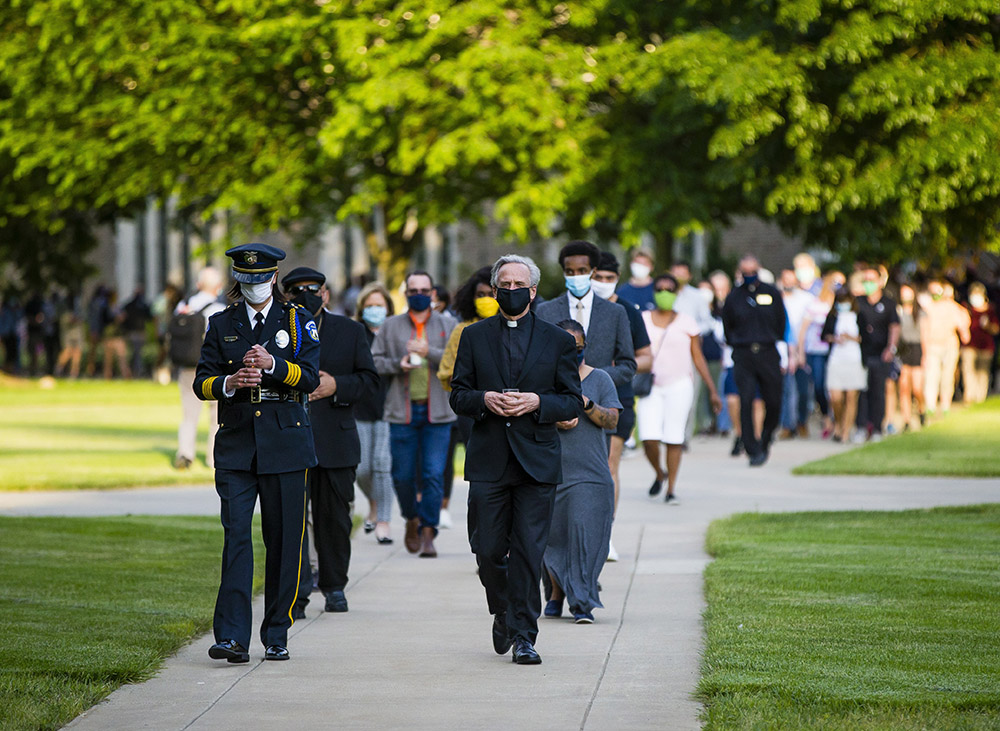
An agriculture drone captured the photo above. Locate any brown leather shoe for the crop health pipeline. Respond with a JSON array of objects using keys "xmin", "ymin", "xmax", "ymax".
[
  {"xmin": 796, "ymin": 424, "xmax": 809, "ymax": 438},
  {"xmin": 404, "ymin": 518, "xmax": 421, "ymax": 554},
  {"xmin": 418, "ymin": 526, "xmax": 437, "ymax": 558}
]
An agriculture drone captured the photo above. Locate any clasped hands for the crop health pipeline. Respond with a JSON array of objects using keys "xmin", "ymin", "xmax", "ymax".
[
  {"xmin": 484, "ymin": 390, "xmax": 540, "ymax": 417},
  {"xmin": 227, "ymin": 344, "xmax": 274, "ymax": 391},
  {"xmin": 400, "ymin": 340, "xmax": 430, "ymax": 371}
]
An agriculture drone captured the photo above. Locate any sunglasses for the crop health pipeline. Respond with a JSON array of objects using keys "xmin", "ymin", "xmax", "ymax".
[{"xmin": 287, "ymin": 284, "xmax": 322, "ymax": 294}]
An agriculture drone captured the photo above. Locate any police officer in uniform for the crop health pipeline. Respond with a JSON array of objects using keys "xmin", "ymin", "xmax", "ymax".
[
  {"xmin": 281, "ymin": 267, "xmax": 378, "ymax": 618},
  {"xmin": 195, "ymin": 244, "xmax": 320, "ymax": 663},
  {"xmin": 721, "ymin": 254, "xmax": 787, "ymax": 467}
]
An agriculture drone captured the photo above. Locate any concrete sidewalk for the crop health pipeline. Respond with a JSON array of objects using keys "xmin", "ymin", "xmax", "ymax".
[{"xmin": 5, "ymin": 435, "xmax": 996, "ymax": 731}]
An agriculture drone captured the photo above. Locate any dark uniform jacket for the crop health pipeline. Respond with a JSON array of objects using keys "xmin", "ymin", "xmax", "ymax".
[
  {"xmin": 449, "ymin": 313, "xmax": 583, "ymax": 485},
  {"xmin": 721, "ymin": 281, "xmax": 787, "ymax": 346},
  {"xmin": 309, "ymin": 311, "xmax": 379, "ymax": 469},
  {"xmin": 194, "ymin": 300, "xmax": 320, "ymax": 474}
]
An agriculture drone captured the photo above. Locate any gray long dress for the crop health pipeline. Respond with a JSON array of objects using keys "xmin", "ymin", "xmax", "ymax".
[{"xmin": 544, "ymin": 368, "xmax": 622, "ymax": 614}]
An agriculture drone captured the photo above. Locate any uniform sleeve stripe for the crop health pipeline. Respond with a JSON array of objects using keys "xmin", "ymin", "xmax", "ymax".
[
  {"xmin": 283, "ymin": 362, "xmax": 301, "ymax": 387},
  {"xmin": 202, "ymin": 376, "xmax": 217, "ymax": 400}
]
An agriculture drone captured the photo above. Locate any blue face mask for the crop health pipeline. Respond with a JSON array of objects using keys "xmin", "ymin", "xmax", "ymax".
[
  {"xmin": 362, "ymin": 305, "xmax": 387, "ymax": 328},
  {"xmin": 576, "ymin": 348, "xmax": 586, "ymax": 366},
  {"xmin": 565, "ymin": 273, "xmax": 592, "ymax": 298},
  {"xmin": 407, "ymin": 293, "xmax": 432, "ymax": 313},
  {"xmin": 742, "ymin": 273, "xmax": 759, "ymax": 286},
  {"xmin": 836, "ymin": 302, "xmax": 852, "ymax": 313}
]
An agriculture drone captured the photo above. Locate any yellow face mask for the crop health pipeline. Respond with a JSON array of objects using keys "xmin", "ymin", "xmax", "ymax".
[{"xmin": 475, "ymin": 296, "xmax": 500, "ymax": 319}]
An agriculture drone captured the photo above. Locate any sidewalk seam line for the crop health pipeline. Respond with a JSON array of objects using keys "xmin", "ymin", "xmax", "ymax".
[
  {"xmin": 579, "ymin": 523, "xmax": 644, "ymax": 731},
  {"xmin": 181, "ymin": 661, "xmax": 262, "ymax": 730}
]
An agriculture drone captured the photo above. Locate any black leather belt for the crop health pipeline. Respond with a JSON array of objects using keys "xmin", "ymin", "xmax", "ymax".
[
  {"xmin": 734, "ymin": 342, "xmax": 773, "ymax": 354},
  {"xmin": 233, "ymin": 388, "xmax": 298, "ymax": 403}
]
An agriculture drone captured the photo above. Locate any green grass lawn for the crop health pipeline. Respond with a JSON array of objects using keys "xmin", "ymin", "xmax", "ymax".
[
  {"xmin": 0, "ymin": 379, "xmax": 216, "ymax": 490},
  {"xmin": 795, "ymin": 397, "xmax": 1000, "ymax": 477},
  {"xmin": 700, "ymin": 505, "xmax": 1000, "ymax": 730},
  {"xmin": 0, "ymin": 514, "xmax": 264, "ymax": 731}
]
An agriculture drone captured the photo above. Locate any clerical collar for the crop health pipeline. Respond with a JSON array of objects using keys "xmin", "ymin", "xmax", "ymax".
[{"xmin": 507, "ymin": 318, "xmax": 518, "ymax": 328}]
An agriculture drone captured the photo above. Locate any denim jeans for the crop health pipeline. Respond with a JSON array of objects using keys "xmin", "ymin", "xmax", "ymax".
[
  {"xmin": 389, "ymin": 402, "xmax": 453, "ymax": 532},
  {"xmin": 781, "ymin": 366, "xmax": 814, "ymax": 429},
  {"xmin": 806, "ymin": 353, "xmax": 830, "ymax": 417}
]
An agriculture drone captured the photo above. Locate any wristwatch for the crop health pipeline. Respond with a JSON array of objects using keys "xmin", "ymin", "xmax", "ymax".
[{"xmin": 583, "ymin": 398, "xmax": 595, "ymax": 412}]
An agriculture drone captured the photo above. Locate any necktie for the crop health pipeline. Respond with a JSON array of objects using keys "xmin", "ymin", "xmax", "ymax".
[
  {"xmin": 253, "ymin": 312, "xmax": 264, "ymax": 343},
  {"xmin": 574, "ymin": 300, "xmax": 585, "ymax": 327}
]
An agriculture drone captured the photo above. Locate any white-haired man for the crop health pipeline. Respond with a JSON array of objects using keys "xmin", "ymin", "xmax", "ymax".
[{"xmin": 450, "ymin": 254, "xmax": 583, "ymax": 665}]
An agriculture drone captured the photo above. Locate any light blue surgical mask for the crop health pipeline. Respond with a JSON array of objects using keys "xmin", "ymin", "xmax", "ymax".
[
  {"xmin": 362, "ymin": 305, "xmax": 387, "ymax": 328},
  {"xmin": 836, "ymin": 302, "xmax": 852, "ymax": 313},
  {"xmin": 565, "ymin": 273, "xmax": 592, "ymax": 298}
]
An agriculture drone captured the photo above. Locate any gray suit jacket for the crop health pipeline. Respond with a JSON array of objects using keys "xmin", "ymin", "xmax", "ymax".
[{"xmin": 536, "ymin": 292, "xmax": 636, "ymax": 387}]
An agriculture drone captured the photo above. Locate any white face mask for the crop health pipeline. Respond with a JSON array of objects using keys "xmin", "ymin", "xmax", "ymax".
[
  {"xmin": 591, "ymin": 279, "xmax": 617, "ymax": 300},
  {"xmin": 240, "ymin": 279, "xmax": 273, "ymax": 304},
  {"xmin": 630, "ymin": 262, "xmax": 652, "ymax": 281},
  {"xmin": 969, "ymin": 294, "xmax": 986, "ymax": 309}
]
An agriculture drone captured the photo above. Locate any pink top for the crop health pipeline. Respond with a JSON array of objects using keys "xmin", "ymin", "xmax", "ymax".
[
  {"xmin": 643, "ymin": 310, "xmax": 701, "ymax": 386},
  {"xmin": 921, "ymin": 299, "xmax": 971, "ymax": 348}
]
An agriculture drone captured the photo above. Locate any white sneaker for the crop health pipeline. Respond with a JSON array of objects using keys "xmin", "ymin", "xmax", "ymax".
[
  {"xmin": 850, "ymin": 429, "xmax": 867, "ymax": 444},
  {"xmin": 606, "ymin": 540, "xmax": 619, "ymax": 562},
  {"xmin": 438, "ymin": 509, "xmax": 452, "ymax": 529}
]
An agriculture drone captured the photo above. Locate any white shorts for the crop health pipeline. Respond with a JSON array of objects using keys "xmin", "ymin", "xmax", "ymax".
[{"xmin": 636, "ymin": 378, "xmax": 695, "ymax": 445}]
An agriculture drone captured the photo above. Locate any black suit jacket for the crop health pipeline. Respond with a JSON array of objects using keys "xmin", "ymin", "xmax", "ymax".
[
  {"xmin": 449, "ymin": 313, "xmax": 583, "ymax": 485},
  {"xmin": 194, "ymin": 300, "xmax": 319, "ymax": 474},
  {"xmin": 309, "ymin": 311, "xmax": 379, "ymax": 469}
]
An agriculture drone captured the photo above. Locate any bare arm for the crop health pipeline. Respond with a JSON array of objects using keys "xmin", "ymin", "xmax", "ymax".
[
  {"xmin": 634, "ymin": 345, "xmax": 653, "ymax": 375},
  {"xmin": 691, "ymin": 335, "xmax": 722, "ymax": 413},
  {"xmin": 584, "ymin": 397, "xmax": 619, "ymax": 431}
]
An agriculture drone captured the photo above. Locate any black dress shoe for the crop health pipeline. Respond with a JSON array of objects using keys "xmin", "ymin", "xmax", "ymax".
[
  {"xmin": 291, "ymin": 604, "xmax": 306, "ymax": 620},
  {"xmin": 511, "ymin": 637, "xmax": 542, "ymax": 665},
  {"xmin": 749, "ymin": 452, "xmax": 768, "ymax": 467},
  {"xmin": 208, "ymin": 639, "xmax": 249, "ymax": 664},
  {"xmin": 648, "ymin": 479, "xmax": 662, "ymax": 497},
  {"xmin": 325, "ymin": 590, "xmax": 348, "ymax": 613},
  {"xmin": 264, "ymin": 645, "xmax": 289, "ymax": 661},
  {"xmin": 492, "ymin": 613, "xmax": 513, "ymax": 655}
]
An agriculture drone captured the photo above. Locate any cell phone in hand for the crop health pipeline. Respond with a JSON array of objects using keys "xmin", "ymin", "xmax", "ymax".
[{"xmin": 502, "ymin": 388, "xmax": 520, "ymax": 394}]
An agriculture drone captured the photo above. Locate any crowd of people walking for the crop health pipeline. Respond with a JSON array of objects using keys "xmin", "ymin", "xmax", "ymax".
[{"xmin": 6, "ymin": 241, "xmax": 998, "ymax": 665}]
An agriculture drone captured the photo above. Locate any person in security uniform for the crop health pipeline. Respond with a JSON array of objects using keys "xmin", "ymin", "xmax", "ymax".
[
  {"xmin": 194, "ymin": 243, "xmax": 320, "ymax": 663},
  {"xmin": 280, "ymin": 266, "xmax": 378, "ymax": 618}
]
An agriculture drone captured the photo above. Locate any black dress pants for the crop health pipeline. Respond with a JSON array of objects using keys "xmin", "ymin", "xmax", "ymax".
[
  {"xmin": 864, "ymin": 357, "xmax": 891, "ymax": 434},
  {"xmin": 732, "ymin": 345, "xmax": 783, "ymax": 458},
  {"xmin": 214, "ymin": 468, "xmax": 307, "ymax": 649},
  {"xmin": 310, "ymin": 466, "xmax": 356, "ymax": 595},
  {"xmin": 468, "ymin": 457, "xmax": 555, "ymax": 645}
]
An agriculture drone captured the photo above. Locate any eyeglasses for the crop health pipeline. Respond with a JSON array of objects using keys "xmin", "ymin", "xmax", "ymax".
[{"xmin": 287, "ymin": 284, "xmax": 322, "ymax": 294}]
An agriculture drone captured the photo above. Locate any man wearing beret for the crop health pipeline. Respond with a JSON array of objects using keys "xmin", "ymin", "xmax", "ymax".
[
  {"xmin": 194, "ymin": 243, "xmax": 320, "ymax": 663},
  {"xmin": 281, "ymin": 267, "xmax": 378, "ymax": 618}
]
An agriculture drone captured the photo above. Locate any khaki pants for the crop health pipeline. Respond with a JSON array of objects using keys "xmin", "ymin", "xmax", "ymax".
[
  {"xmin": 960, "ymin": 347, "xmax": 993, "ymax": 404},
  {"xmin": 177, "ymin": 367, "xmax": 218, "ymax": 467},
  {"xmin": 923, "ymin": 341, "xmax": 960, "ymax": 413}
]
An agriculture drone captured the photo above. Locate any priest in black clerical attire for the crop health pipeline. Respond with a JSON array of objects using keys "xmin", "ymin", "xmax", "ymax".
[{"xmin": 450, "ymin": 254, "xmax": 583, "ymax": 665}]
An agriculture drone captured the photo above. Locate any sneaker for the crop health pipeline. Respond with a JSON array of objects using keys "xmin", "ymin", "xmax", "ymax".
[
  {"xmin": 438, "ymin": 508, "xmax": 453, "ymax": 530},
  {"xmin": 885, "ymin": 423, "xmax": 897, "ymax": 436},
  {"xmin": 796, "ymin": 424, "xmax": 809, "ymax": 438},
  {"xmin": 544, "ymin": 599, "xmax": 563, "ymax": 618},
  {"xmin": 648, "ymin": 479, "xmax": 663, "ymax": 497},
  {"xmin": 606, "ymin": 540, "xmax": 619, "ymax": 562},
  {"xmin": 664, "ymin": 493, "xmax": 679, "ymax": 505},
  {"xmin": 573, "ymin": 611, "xmax": 595, "ymax": 624},
  {"xmin": 730, "ymin": 436, "xmax": 744, "ymax": 456},
  {"xmin": 850, "ymin": 429, "xmax": 867, "ymax": 444},
  {"xmin": 173, "ymin": 455, "xmax": 192, "ymax": 470},
  {"xmin": 870, "ymin": 432, "xmax": 884, "ymax": 443}
]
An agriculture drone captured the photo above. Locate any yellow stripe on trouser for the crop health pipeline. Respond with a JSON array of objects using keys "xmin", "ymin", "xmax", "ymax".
[
  {"xmin": 288, "ymin": 470, "xmax": 308, "ymax": 625},
  {"xmin": 202, "ymin": 376, "xmax": 217, "ymax": 400}
]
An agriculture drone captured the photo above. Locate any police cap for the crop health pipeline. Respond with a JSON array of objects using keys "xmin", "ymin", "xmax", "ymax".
[{"xmin": 225, "ymin": 243, "xmax": 286, "ymax": 284}]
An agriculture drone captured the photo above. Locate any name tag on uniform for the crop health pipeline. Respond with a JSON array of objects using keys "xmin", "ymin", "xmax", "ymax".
[
  {"xmin": 224, "ymin": 336, "xmax": 239, "ymax": 342},
  {"xmin": 756, "ymin": 294, "xmax": 773, "ymax": 305}
]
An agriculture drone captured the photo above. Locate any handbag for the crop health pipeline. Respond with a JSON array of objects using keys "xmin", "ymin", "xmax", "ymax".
[{"xmin": 632, "ymin": 318, "xmax": 668, "ymax": 397}]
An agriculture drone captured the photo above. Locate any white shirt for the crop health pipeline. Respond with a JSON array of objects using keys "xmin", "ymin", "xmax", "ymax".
[
  {"xmin": 568, "ymin": 287, "xmax": 595, "ymax": 334},
  {"xmin": 222, "ymin": 298, "xmax": 276, "ymax": 397},
  {"xmin": 673, "ymin": 285, "xmax": 714, "ymax": 334},
  {"xmin": 781, "ymin": 288, "xmax": 815, "ymax": 346},
  {"xmin": 174, "ymin": 289, "xmax": 226, "ymax": 332}
]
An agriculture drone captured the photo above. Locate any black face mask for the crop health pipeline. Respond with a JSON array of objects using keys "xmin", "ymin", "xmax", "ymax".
[
  {"xmin": 292, "ymin": 292, "xmax": 323, "ymax": 315},
  {"xmin": 496, "ymin": 287, "xmax": 532, "ymax": 317}
]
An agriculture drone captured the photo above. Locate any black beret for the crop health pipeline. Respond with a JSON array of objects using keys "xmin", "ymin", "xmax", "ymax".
[{"xmin": 281, "ymin": 266, "xmax": 326, "ymax": 288}]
